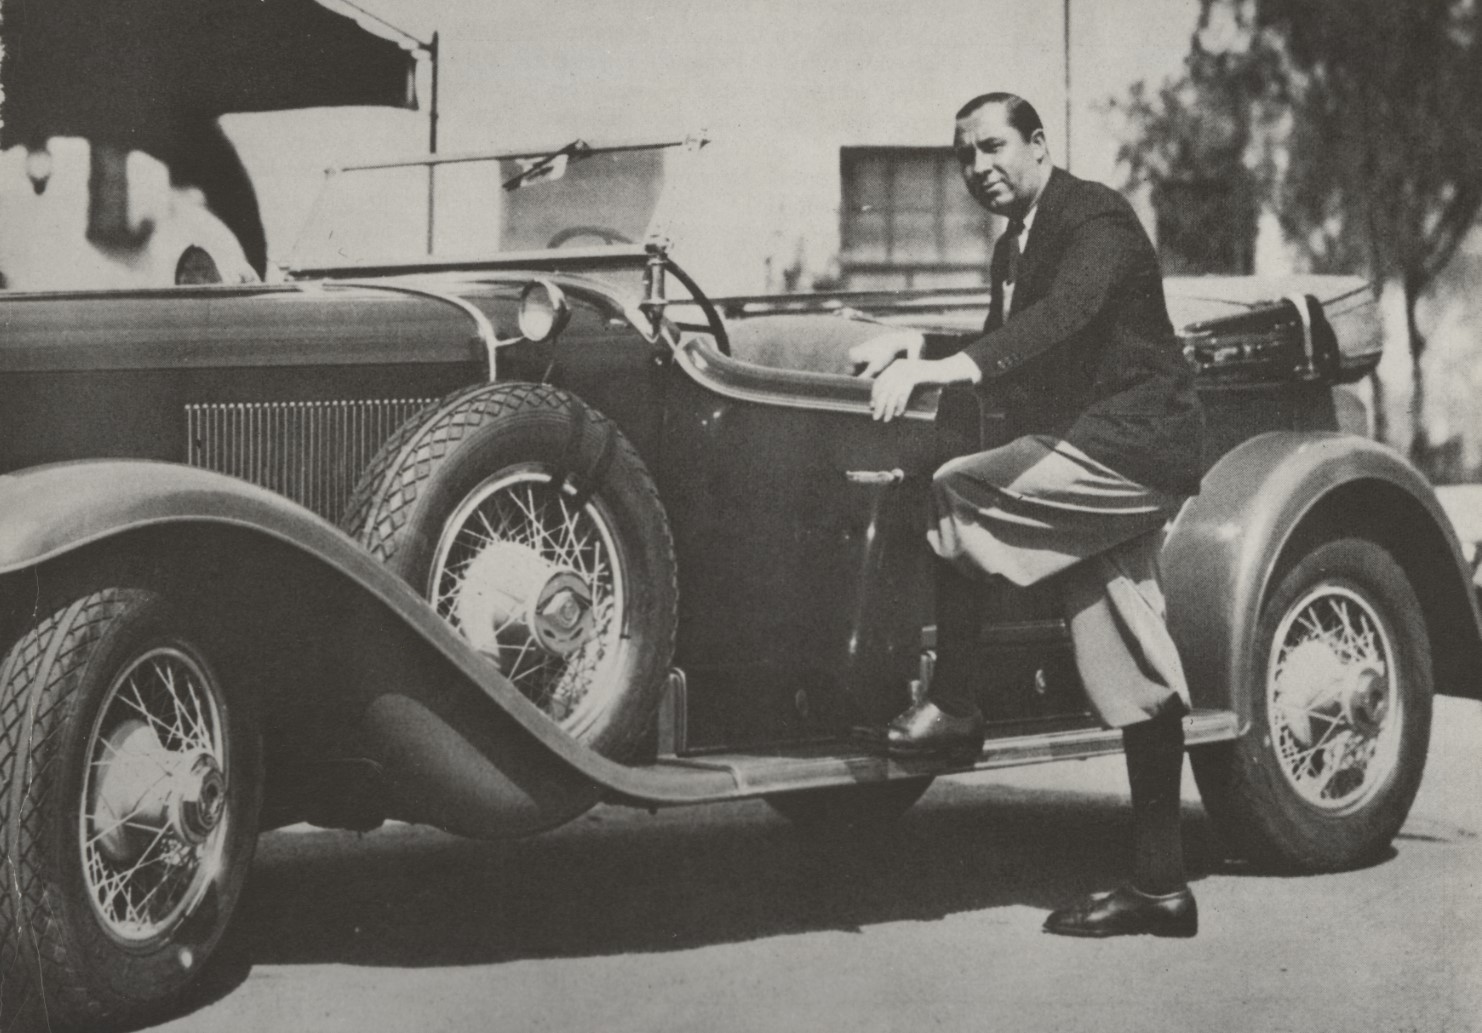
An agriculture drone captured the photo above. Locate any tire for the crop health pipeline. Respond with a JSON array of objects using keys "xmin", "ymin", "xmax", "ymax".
[
  {"xmin": 1191, "ymin": 537, "xmax": 1432, "ymax": 872},
  {"xmin": 343, "ymin": 382, "xmax": 678, "ymax": 760},
  {"xmin": 0, "ymin": 583, "xmax": 261, "ymax": 1032},
  {"xmin": 765, "ymin": 779, "xmax": 933, "ymax": 833}
]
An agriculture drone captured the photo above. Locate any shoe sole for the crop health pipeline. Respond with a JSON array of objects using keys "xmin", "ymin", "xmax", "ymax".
[
  {"xmin": 1042, "ymin": 923, "xmax": 1197, "ymax": 938},
  {"xmin": 884, "ymin": 741, "xmax": 983, "ymax": 763}
]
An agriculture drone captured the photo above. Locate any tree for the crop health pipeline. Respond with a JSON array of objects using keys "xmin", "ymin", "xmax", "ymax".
[{"xmin": 1116, "ymin": 0, "xmax": 1482, "ymax": 463}]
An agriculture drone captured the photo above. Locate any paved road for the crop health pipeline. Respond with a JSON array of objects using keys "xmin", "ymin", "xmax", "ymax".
[{"xmin": 153, "ymin": 696, "xmax": 1482, "ymax": 1033}]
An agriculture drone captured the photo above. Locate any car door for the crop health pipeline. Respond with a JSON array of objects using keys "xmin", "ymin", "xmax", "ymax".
[{"xmin": 657, "ymin": 332, "xmax": 939, "ymax": 752}]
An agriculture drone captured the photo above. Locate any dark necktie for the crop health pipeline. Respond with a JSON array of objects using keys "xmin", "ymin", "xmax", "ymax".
[
  {"xmin": 996, "ymin": 219, "xmax": 1023, "ymax": 322},
  {"xmin": 1004, "ymin": 219, "xmax": 1023, "ymax": 287}
]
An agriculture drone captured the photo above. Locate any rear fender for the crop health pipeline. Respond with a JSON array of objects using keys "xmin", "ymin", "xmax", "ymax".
[
  {"xmin": 0, "ymin": 462, "xmax": 730, "ymax": 835},
  {"xmin": 1164, "ymin": 433, "xmax": 1482, "ymax": 714}
]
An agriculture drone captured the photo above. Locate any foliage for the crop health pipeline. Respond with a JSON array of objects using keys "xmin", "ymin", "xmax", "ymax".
[
  {"xmin": 1115, "ymin": 0, "xmax": 1482, "ymax": 462},
  {"xmin": 1254, "ymin": 0, "xmax": 1482, "ymax": 300}
]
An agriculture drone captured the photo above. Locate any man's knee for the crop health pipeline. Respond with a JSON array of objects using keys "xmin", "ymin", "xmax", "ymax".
[{"xmin": 932, "ymin": 453, "xmax": 980, "ymax": 488}]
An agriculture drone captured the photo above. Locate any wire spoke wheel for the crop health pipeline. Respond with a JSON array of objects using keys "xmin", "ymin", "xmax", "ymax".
[
  {"xmin": 1, "ymin": 582, "xmax": 260, "ymax": 1031},
  {"xmin": 344, "ymin": 383, "xmax": 678, "ymax": 761},
  {"xmin": 431, "ymin": 466, "xmax": 628, "ymax": 739},
  {"xmin": 1267, "ymin": 583, "xmax": 1402, "ymax": 814},
  {"xmin": 81, "ymin": 645, "xmax": 230, "ymax": 944},
  {"xmin": 1191, "ymin": 537, "xmax": 1432, "ymax": 872}
]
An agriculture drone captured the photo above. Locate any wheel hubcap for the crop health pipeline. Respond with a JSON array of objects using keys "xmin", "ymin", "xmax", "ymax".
[
  {"xmin": 81, "ymin": 646, "xmax": 229, "ymax": 943},
  {"xmin": 431, "ymin": 467, "xmax": 628, "ymax": 739},
  {"xmin": 92, "ymin": 724, "xmax": 226, "ymax": 862},
  {"xmin": 1267, "ymin": 582, "xmax": 1402, "ymax": 813},
  {"xmin": 453, "ymin": 541, "xmax": 596, "ymax": 659}
]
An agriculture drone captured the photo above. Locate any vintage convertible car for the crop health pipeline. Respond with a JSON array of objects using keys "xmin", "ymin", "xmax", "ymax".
[{"xmin": 1, "ymin": 137, "xmax": 1477, "ymax": 1030}]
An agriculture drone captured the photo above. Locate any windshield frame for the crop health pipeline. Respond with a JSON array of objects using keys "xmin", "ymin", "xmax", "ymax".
[{"xmin": 286, "ymin": 134, "xmax": 705, "ymax": 278}]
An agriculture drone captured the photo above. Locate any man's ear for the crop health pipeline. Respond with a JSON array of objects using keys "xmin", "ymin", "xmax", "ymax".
[{"xmin": 1030, "ymin": 129, "xmax": 1048, "ymax": 162}]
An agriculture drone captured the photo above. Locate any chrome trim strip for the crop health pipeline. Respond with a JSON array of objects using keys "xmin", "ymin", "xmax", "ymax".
[
  {"xmin": 289, "ymin": 245, "xmax": 652, "ymax": 280},
  {"xmin": 673, "ymin": 337, "xmax": 938, "ymax": 421},
  {"xmin": 845, "ymin": 469, "xmax": 905, "ymax": 486},
  {"xmin": 312, "ymin": 279, "xmax": 500, "ymax": 379},
  {"xmin": 318, "ymin": 268, "xmax": 660, "ymax": 350},
  {"xmin": 656, "ymin": 709, "xmax": 1239, "ymax": 797},
  {"xmin": 334, "ymin": 136, "xmax": 701, "ymax": 173},
  {"xmin": 1283, "ymin": 292, "xmax": 1316, "ymax": 373},
  {"xmin": 712, "ymin": 285, "xmax": 991, "ymax": 312},
  {"xmin": 656, "ymin": 668, "xmax": 689, "ymax": 758},
  {"xmin": 980, "ymin": 619, "xmax": 1070, "ymax": 645}
]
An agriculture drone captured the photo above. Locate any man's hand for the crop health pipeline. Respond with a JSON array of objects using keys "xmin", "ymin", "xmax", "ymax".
[
  {"xmin": 868, "ymin": 353, "xmax": 983, "ymax": 422},
  {"xmin": 848, "ymin": 329, "xmax": 926, "ymax": 378}
]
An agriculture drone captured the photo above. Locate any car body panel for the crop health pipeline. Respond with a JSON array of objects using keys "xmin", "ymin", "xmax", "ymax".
[
  {"xmin": 0, "ymin": 162, "xmax": 1469, "ymax": 835},
  {"xmin": 0, "ymin": 461, "xmax": 1228, "ymax": 832},
  {"xmin": 1165, "ymin": 431, "xmax": 1482, "ymax": 710}
]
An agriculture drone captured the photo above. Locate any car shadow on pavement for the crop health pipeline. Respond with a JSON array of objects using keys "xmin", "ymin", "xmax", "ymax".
[{"xmin": 222, "ymin": 781, "xmax": 1246, "ymax": 972}]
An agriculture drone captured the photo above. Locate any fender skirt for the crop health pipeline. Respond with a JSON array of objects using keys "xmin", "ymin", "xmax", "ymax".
[
  {"xmin": 0, "ymin": 461, "xmax": 740, "ymax": 836},
  {"xmin": 1164, "ymin": 432, "xmax": 1482, "ymax": 715}
]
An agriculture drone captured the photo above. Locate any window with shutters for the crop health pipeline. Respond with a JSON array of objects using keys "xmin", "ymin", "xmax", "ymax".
[{"xmin": 839, "ymin": 147, "xmax": 995, "ymax": 290}]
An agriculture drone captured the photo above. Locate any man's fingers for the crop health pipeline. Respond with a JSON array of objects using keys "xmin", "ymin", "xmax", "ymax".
[
  {"xmin": 870, "ymin": 377, "xmax": 892, "ymax": 420},
  {"xmin": 870, "ymin": 372, "xmax": 906, "ymax": 421}
]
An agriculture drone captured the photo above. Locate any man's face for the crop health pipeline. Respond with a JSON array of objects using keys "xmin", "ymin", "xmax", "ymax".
[{"xmin": 954, "ymin": 103, "xmax": 1047, "ymax": 219}]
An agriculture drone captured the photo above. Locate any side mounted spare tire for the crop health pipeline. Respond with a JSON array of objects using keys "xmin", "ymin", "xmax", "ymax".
[
  {"xmin": 343, "ymin": 382, "xmax": 678, "ymax": 761},
  {"xmin": 1191, "ymin": 536, "xmax": 1433, "ymax": 872}
]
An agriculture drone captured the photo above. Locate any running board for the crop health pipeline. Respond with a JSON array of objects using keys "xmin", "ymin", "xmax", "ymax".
[{"xmin": 653, "ymin": 709, "xmax": 1239, "ymax": 799}]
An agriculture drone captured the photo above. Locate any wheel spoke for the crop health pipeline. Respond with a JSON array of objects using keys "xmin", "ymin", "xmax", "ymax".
[
  {"xmin": 1272, "ymin": 699, "xmax": 1343, "ymax": 723},
  {"xmin": 119, "ymin": 680, "xmax": 181, "ymax": 745},
  {"xmin": 85, "ymin": 815, "xmax": 169, "ymax": 851},
  {"xmin": 430, "ymin": 468, "xmax": 630, "ymax": 736},
  {"xmin": 1267, "ymin": 579, "xmax": 1401, "ymax": 811},
  {"xmin": 90, "ymin": 727, "xmax": 174, "ymax": 778},
  {"xmin": 82, "ymin": 644, "xmax": 229, "ymax": 942}
]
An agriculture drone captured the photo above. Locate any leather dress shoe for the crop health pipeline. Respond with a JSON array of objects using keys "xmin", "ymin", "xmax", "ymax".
[
  {"xmin": 1043, "ymin": 884, "xmax": 1198, "ymax": 938},
  {"xmin": 884, "ymin": 700, "xmax": 984, "ymax": 760}
]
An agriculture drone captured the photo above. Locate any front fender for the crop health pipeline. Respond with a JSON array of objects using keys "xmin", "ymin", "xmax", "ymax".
[
  {"xmin": 0, "ymin": 461, "xmax": 738, "ymax": 835},
  {"xmin": 1164, "ymin": 432, "xmax": 1482, "ymax": 713}
]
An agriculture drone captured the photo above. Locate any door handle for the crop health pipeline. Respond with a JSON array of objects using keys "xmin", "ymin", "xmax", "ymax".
[{"xmin": 845, "ymin": 468, "xmax": 905, "ymax": 486}]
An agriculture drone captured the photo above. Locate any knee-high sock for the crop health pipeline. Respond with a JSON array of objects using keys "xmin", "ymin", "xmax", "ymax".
[
  {"xmin": 928, "ymin": 559, "xmax": 983, "ymax": 718},
  {"xmin": 1122, "ymin": 706, "xmax": 1187, "ymax": 895}
]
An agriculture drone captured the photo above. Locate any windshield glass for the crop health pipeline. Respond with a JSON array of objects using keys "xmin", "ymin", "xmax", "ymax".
[{"xmin": 290, "ymin": 138, "xmax": 697, "ymax": 271}]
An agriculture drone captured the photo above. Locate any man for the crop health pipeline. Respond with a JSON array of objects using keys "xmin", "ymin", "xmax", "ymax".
[{"xmin": 850, "ymin": 93, "xmax": 1205, "ymax": 938}]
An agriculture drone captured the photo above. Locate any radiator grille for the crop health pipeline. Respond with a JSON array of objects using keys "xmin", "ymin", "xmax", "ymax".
[{"xmin": 186, "ymin": 398, "xmax": 436, "ymax": 521}]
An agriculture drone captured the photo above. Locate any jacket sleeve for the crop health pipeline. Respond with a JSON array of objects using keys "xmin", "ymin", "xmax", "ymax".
[{"xmin": 959, "ymin": 210, "xmax": 1145, "ymax": 379}]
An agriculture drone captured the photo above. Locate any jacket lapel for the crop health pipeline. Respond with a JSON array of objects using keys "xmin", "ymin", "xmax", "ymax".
[{"xmin": 1009, "ymin": 166, "xmax": 1066, "ymax": 317}]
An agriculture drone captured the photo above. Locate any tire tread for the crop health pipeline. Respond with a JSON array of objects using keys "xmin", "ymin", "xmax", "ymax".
[
  {"xmin": 341, "ymin": 381, "xmax": 677, "ymax": 758},
  {"xmin": 0, "ymin": 589, "xmax": 135, "ymax": 1030},
  {"xmin": 1192, "ymin": 537, "xmax": 1433, "ymax": 872}
]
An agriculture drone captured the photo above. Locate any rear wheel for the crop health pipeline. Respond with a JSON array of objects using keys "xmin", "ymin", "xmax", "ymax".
[
  {"xmin": 765, "ymin": 778, "xmax": 933, "ymax": 833},
  {"xmin": 1192, "ymin": 537, "xmax": 1432, "ymax": 871},
  {"xmin": 0, "ymin": 581, "xmax": 260, "ymax": 1031}
]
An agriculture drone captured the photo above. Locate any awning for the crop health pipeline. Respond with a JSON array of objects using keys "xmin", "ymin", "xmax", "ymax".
[{"xmin": 0, "ymin": 0, "xmax": 423, "ymax": 150}]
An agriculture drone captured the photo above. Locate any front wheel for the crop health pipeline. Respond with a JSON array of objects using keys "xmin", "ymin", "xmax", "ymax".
[
  {"xmin": 1192, "ymin": 537, "xmax": 1432, "ymax": 871},
  {"xmin": 0, "ymin": 582, "xmax": 261, "ymax": 1031}
]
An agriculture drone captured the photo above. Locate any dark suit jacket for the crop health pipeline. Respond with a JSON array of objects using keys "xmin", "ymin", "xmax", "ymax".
[{"xmin": 927, "ymin": 166, "xmax": 1205, "ymax": 495}]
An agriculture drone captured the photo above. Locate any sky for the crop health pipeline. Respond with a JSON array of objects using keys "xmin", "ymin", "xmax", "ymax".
[{"xmin": 219, "ymin": 0, "xmax": 1204, "ymax": 289}]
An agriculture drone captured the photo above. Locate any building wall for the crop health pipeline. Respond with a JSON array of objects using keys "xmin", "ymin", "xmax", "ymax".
[
  {"xmin": 0, "ymin": 138, "xmax": 257, "ymax": 289},
  {"xmin": 0, "ymin": 1, "xmax": 1201, "ymax": 291}
]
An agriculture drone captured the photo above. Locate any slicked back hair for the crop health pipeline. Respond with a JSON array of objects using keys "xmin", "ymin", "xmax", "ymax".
[{"xmin": 955, "ymin": 92, "xmax": 1044, "ymax": 141}]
